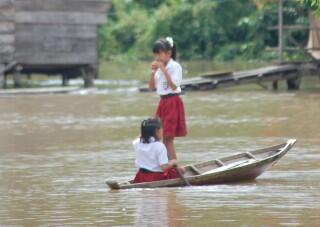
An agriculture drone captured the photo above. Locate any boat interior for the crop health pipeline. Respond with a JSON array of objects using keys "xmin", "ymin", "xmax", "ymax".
[{"xmin": 183, "ymin": 142, "xmax": 286, "ymax": 177}]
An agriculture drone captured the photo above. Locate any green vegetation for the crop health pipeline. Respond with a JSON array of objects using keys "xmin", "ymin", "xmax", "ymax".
[
  {"xmin": 301, "ymin": 0, "xmax": 320, "ymax": 14},
  {"xmin": 99, "ymin": 0, "xmax": 313, "ymax": 62}
]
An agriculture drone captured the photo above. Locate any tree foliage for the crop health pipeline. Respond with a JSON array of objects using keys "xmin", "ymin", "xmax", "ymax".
[
  {"xmin": 99, "ymin": 0, "xmax": 309, "ymax": 61},
  {"xmin": 301, "ymin": 0, "xmax": 320, "ymax": 13}
]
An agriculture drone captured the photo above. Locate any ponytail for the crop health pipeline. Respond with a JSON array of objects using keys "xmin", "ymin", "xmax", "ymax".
[{"xmin": 171, "ymin": 42, "xmax": 176, "ymax": 60}]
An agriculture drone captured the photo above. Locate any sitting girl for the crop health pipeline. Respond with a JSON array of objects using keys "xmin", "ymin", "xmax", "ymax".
[{"xmin": 133, "ymin": 118, "xmax": 182, "ymax": 183}]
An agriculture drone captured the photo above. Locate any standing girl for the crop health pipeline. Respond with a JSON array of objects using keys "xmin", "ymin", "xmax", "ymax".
[{"xmin": 149, "ymin": 37, "xmax": 187, "ymax": 160}]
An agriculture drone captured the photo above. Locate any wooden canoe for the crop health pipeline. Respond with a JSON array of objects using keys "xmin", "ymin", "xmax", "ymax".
[{"xmin": 106, "ymin": 139, "xmax": 296, "ymax": 190}]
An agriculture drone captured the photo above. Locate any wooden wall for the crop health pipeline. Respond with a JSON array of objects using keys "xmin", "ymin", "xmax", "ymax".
[
  {"xmin": 0, "ymin": 0, "xmax": 15, "ymax": 64},
  {"xmin": 14, "ymin": 0, "xmax": 109, "ymax": 66}
]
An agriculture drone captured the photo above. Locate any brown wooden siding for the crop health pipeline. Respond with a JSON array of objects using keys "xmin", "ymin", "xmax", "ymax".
[
  {"xmin": 13, "ymin": 0, "xmax": 108, "ymax": 66},
  {"xmin": 0, "ymin": 0, "xmax": 14, "ymax": 63}
]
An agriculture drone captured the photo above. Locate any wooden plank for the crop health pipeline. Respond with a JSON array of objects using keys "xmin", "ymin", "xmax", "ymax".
[
  {"xmin": 0, "ymin": 22, "xmax": 15, "ymax": 34},
  {"xmin": 0, "ymin": 44, "xmax": 14, "ymax": 53},
  {"xmin": 0, "ymin": 8, "xmax": 14, "ymax": 21},
  {"xmin": 16, "ymin": 24, "xmax": 97, "ymax": 39},
  {"xmin": 0, "ymin": 7, "xmax": 14, "ymax": 15},
  {"xmin": 181, "ymin": 78, "xmax": 214, "ymax": 86},
  {"xmin": 245, "ymin": 152, "xmax": 257, "ymax": 160},
  {"xmin": 232, "ymin": 65, "xmax": 297, "ymax": 79},
  {"xmin": 0, "ymin": 14, "xmax": 15, "ymax": 22},
  {"xmin": 199, "ymin": 71, "xmax": 233, "ymax": 78},
  {"xmin": 0, "ymin": 0, "xmax": 13, "ymax": 9},
  {"xmin": 0, "ymin": 52, "xmax": 14, "ymax": 62},
  {"xmin": 0, "ymin": 34, "xmax": 14, "ymax": 44},
  {"xmin": 15, "ymin": 44, "xmax": 98, "ymax": 64},
  {"xmin": 15, "ymin": 50, "xmax": 97, "ymax": 62},
  {"xmin": 15, "ymin": 35, "xmax": 97, "ymax": 51},
  {"xmin": 0, "ymin": 52, "xmax": 13, "ymax": 59},
  {"xmin": 189, "ymin": 165, "xmax": 202, "ymax": 175},
  {"xmin": 15, "ymin": 54, "xmax": 97, "ymax": 65},
  {"xmin": 15, "ymin": 0, "xmax": 110, "ymax": 13},
  {"xmin": 15, "ymin": 22, "xmax": 98, "ymax": 64},
  {"xmin": 16, "ymin": 11, "xmax": 107, "ymax": 24},
  {"xmin": 0, "ymin": 8, "xmax": 15, "ymax": 22},
  {"xmin": 215, "ymin": 159, "xmax": 225, "ymax": 166},
  {"xmin": 15, "ymin": 41, "xmax": 97, "ymax": 55}
]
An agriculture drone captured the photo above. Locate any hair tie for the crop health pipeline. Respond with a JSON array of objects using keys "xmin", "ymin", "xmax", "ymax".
[{"xmin": 166, "ymin": 37, "xmax": 174, "ymax": 48}]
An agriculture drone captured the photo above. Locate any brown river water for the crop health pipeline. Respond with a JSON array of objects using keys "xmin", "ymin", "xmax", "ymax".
[{"xmin": 0, "ymin": 83, "xmax": 319, "ymax": 226}]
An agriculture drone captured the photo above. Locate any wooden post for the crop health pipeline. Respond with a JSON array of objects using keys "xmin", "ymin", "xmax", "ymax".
[
  {"xmin": 272, "ymin": 81, "xmax": 279, "ymax": 90},
  {"xmin": 0, "ymin": 73, "xmax": 4, "ymax": 89},
  {"xmin": 287, "ymin": 77, "xmax": 300, "ymax": 90},
  {"xmin": 62, "ymin": 73, "xmax": 69, "ymax": 86},
  {"xmin": 0, "ymin": 64, "xmax": 5, "ymax": 89},
  {"xmin": 81, "ymin": 65, "xmax": 95, "ymax": 88},
  {"xmin": 13, "ymin": 65, "xmax": 23, "ymax": 88},
  {"xmin": 278, "ymin": 0, "xmax": 284, "ymax": 62}
]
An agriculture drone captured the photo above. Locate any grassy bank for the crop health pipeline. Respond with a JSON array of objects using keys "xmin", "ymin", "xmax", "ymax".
[{"xmin": 98, "ymin": 60, "xmax": 271, "ymax": 81}]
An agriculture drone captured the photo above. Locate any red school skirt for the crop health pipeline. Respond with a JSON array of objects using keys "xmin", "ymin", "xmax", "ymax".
[
  {"xmin": 133, "ymin": 168, "xmax": 179, "ymax": 183},
  {"xmin": 155, "ymin": 95, "xmax": 187, "ymax": 137}
]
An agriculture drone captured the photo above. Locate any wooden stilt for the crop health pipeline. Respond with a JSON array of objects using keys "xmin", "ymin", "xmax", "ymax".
[
  {"xmin": 13, "ymin": 67, "xmax": 22, "ymax": 88},
  {"xmin": 287, "ymin": 77, "xmax": 300, "ymax": 90},
  {"xmin": 272, "ymin": 81, "xmax": 279, "ymax": 90},
  {"xmin": 81, "ymin": 65, "xmax": 95, "ymax": 88},
  {"xmin": 62, "ymin": 73, "xmax": 69, "ymax": 86},
  {"xmin": 0, "ymin": 73, "xmax": 5, "ymax": 89},
  {"xmin": 0, "ymin": 64, "xmax": 5, "ymax": 89}
]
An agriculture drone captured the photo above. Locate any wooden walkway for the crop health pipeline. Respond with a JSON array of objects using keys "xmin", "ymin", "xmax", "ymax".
[{"xmin": 139, "ymin": 61, "xmax": 320, "ymax": 92}]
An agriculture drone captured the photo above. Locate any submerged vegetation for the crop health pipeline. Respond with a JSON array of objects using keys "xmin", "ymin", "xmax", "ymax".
[{"xmin": 98, "ymin": 0, "xmax": 315, "ymax": 62}]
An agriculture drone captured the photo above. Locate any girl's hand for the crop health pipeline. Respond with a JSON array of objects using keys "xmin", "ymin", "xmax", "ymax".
[
  {"xmin": 170, "ymin": 160, "xmax": 185, "ymax": 173},
  {"xmin": 155, "ymin": 61, "xmax": 166, "ymax": 71},
  {"xmin": 178, "ymin": 166, "xmax": 186, "ymax": 174},
  {"xmin": 160, "ymin": 159, "xmax": 177, "ymax": 172},
  {"xmin": 151, "ymin": 61, "xmax": 158, "ymax": 74}
]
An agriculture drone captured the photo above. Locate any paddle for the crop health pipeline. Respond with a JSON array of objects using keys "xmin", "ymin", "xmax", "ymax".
[{"xmin": 173, "ymin": 164, "xmax": 191, "ymax": 187}]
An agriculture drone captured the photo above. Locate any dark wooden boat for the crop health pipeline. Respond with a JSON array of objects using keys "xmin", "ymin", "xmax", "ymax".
[{"xmin": 106, "ymin": 139, "xmax": 296, "ymax": 190}]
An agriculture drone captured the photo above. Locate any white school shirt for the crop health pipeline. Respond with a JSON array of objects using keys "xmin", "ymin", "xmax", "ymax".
[
  {"xmin": 155, "ymin": 58, "xmax": 182, "ymax": 95},
  {"xmin": 133, "ymin": 138, "xmax": 169, "ymax": 172}
]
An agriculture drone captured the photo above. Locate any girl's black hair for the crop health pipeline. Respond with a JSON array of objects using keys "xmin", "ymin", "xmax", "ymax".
[
  {"xmin": 152, "ymin": 38, "xmax": 177, "ymax": 60},
  {"xmin": 140, "ymin": 118, "xmax": 162, "ymax": 144}
]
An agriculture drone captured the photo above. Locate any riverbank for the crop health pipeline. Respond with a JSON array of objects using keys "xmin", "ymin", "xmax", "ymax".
[
  {"xmin": 1, "ymin": 60, "xmax": 320, "ymax": 93},
  {"xmin": 98, "ymin": 60, "xmax": 271, "ymax": 81}
]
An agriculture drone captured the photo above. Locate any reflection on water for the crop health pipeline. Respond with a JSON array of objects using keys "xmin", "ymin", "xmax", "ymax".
[
  {"xmin": 133, "ymin": 190, "xmax": 186, "ymax": 227},
  {"xmin": 0, "ymin": 88, "xmax": 319, "ymax": 226}
]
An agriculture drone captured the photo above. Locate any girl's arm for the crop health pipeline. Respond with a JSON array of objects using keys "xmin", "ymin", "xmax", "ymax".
[
  {"xmin": 160, "ymin": 159, "xmax": 178, "ymax": 172},
  {"xmin": 149, "ymin": 72, "xmax": 156, "ymax": 90},
  {"xmin": 149, "ymin": 61, "xmax": 158, "ymax": 90},
  {"xmin": 155, "ymin": 61, "xmax": 177, "ymax": 91}
]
